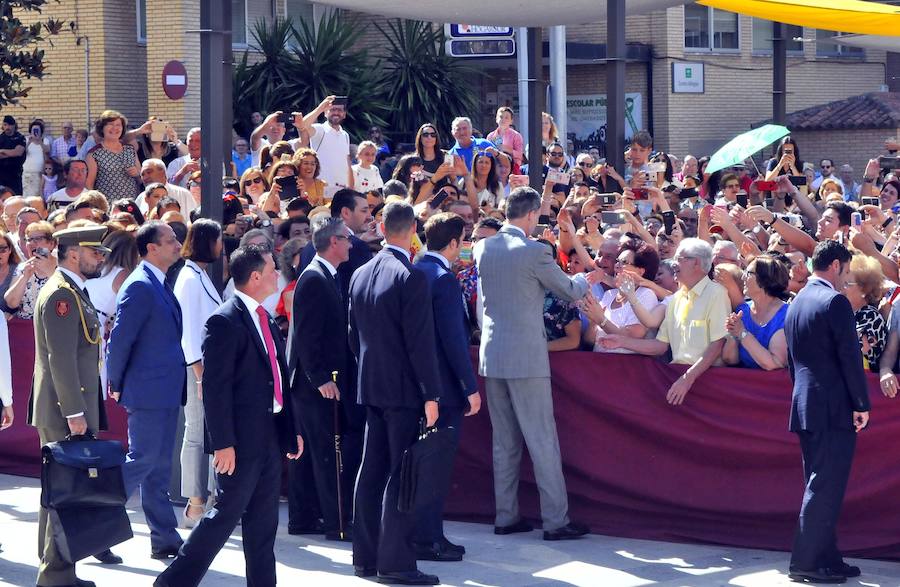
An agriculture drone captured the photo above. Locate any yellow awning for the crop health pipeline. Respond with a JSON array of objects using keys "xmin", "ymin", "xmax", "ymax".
[{"xmin": 697, "ymin": 0, "xmax": 900, "ymax": 36}]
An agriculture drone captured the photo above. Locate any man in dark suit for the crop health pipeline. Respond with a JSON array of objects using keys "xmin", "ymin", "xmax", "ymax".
[
  {"xmin": 107, "ymin": 221, "xmax": 186, "ymax": 559},
  {"xmin": 349, "ymin": 200, "xmax": 442, "ymax": 585},
  {"xmin": 289, "ymin": 216, "xmax": 353, "ymax": 541},
  {"xmin": 785, "ymin": 239, "xmax": 870, "ymax": 584},
  {"xmin": 155, "ymin": 245, "xmax": 304, "ymax": 587},
  {"xmin": 291, "ymin": 188, "xmax": 372, "ymax": 533},
  {"xmin": 412, "ymin": 212, "xmax": 480, "ymax": 563}
]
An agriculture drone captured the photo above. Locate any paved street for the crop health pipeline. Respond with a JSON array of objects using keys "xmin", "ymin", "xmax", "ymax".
[{"xmin": 1, "ymin": 474, "xmax": 898, "ymax": 586}]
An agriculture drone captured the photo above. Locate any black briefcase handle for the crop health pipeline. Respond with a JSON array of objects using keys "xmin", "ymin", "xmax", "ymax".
[{"xmin": 64, "ymin": 429, "xmax": 96, "ymax": 442}]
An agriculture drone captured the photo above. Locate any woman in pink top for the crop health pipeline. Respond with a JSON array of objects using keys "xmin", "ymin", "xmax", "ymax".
[{"xmin": 486, "ymin": 106, "xmax": 525, "ymax": 171}]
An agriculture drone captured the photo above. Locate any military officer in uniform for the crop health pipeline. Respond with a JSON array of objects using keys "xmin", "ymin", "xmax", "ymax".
[{"xmin": 28, "ymin": 225, "xmax": 115, "ymax": 587}]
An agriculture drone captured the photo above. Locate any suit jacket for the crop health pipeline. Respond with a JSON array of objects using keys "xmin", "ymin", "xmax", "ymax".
[
  {"xmin": 785, "ymin": 277, "xmax": 870, "ymax": 431},
  {"xmin": 349, "ymin": 247, "xmax": 441, "ymax": 408},
  {"xmin": 475, "ymin": 225, "xmax": 588, "ymax": 379},
  {"xmin": 300, "ymin": 234, "xmax": 373, "ymax": 304},
  {"xmin": 28, "ymin": 270, "xmax": 106, "ymax": 433},
  {"xmin": 202, "ymin": 296, "xmax": 301, "ymax": 456},
  {"xmin": 106, "ymin": 262, "xmax": 186, "ymax": 409},
  {"xmin": 289, "ymin": 258, "xmax": 347, "ymax": 394},
  {"xmin": 415, "ymin": 254, "xmax": 477, "ymax": 408}
]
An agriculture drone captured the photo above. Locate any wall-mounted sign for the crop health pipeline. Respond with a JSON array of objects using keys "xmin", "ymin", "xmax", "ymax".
[
  {"xmin": 446, "ymin": 38, "xmax": 515, "ymax": 58},
  {"xmin": 567, "ymin": 93, "xmax": 643, "ymax": 143},
  {"xmin": 445, "ymin": 24, "xmax": 514, "ymax": 37},
  {"xmin": 672, "ymin": 62, "xmax": 704, "ymax": 94}
]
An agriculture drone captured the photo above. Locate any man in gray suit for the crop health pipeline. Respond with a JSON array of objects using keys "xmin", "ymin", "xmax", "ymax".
[{"xmin": 475, "ymin": 186, "xmax": 590, "ymax": 541}]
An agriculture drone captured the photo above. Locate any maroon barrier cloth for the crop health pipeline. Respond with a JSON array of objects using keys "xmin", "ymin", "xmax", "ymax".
[{"xmin": 3, "ymin": 343, "xmax": 900, "ymax": 559}]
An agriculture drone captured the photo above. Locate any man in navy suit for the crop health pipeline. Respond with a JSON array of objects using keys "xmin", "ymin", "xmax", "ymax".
[
  {"xmin": 292, "ymin": 188, "xmax": 371, "ymax": 533},
  {"xmin": 349, "ymin": 200, "xmax": 442, "ymax": 585},
  {"xmin": 107, "ymin": 221, "xmax": 186, "ymax": 559},
  {"xmin": 785, "ymin": 240, "xmax": 870, "ymax": 584},
  {"xmin": 155, "ymin": 245, "xmax": 304, "ymax": 587},
  {"xmin": 412, "ymin": 212, "xmax": 480, "ymax": 563},
  {"xmin": 289, "ymin": 216, "xmax": 354, "ymax": 540}
]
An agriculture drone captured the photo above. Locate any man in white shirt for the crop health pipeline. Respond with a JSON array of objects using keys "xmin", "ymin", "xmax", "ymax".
[
  {"xmin": 140, "ymin": 159, "xmax": 197, "ymax": 216},
  {"xmin": 304, "ymin": 96, "xmax": 353, "ymax": 199},
  {"xmin": 47, "ymin": 159, "xmax": 88, "ymax": 211},
  {"xmin": 250, "ymin": 113, "xmax": 288, "ymax": 168},
  {"xmin": 50, "ymin": 121, "xmax": 77, "ymax": 164},
  {"xmin": 166, "ymin": 128, "xmax": 201, "ymax": 187}
]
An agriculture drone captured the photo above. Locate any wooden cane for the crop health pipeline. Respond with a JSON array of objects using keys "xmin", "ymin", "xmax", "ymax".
[{"xmin": 332, "ymin": 370, "xmax": 345, "ymax": 540}]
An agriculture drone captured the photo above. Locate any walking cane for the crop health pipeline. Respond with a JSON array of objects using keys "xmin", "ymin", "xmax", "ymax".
[{"xmin": 332, "ymin": 370, "xmax": 345, "ymax": 540}]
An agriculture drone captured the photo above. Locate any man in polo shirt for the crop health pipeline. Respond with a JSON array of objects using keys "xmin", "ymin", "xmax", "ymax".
[
  {"xmin": 305, "ymin": 96, "xmax": 353, "ymax": 199},
  {"xmin": 448, "ymin": 117, "xmax": 495, "ymax": 171},
  {"xmin": 599, "ymin": 238, "xmax": 729, "ymax": 405}
]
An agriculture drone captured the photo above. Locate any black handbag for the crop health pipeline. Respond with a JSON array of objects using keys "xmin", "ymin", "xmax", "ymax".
[
  {"xmin": 397, "ymin": 422, "xmax": 456, "ymax": 513},
  {"xmin": 40, "ymin": 431, "xmax": 127, "ymax": 509}
]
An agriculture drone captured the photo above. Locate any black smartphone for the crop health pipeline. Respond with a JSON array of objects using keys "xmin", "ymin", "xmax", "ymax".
[
  {"xmin": 736, "ymin": 192, "xmax": 748, "ymax": 208},
  {"xmin": 278, "ymin": 111, "xmax": 292, "ymax": 124},
  {"xmin": 531, "ymin": 223, "xmax": 549, "ymax": 237},
  {"xmin": 332, "ymin": 96, "xmax": 348, "ymax": 107},
  {"xmin": 275, "ymin": 175, "xmax": 298, "ymax": 200},
  {"xmin": 678, "ymin": 187, "xmax": 698, "ymax": 199},
  {"xmin": 429, "ymin": 188, "xmax": 451, "ymax": 209},
  {"xmin": 599, "ymin": 193, "xmax": 617, "ymax": 206},
  {"xmin": 788, "ymin": 175, "xmax": 807, "ymax": 187},
  {"xmin": 765, "ymin": 197, "xmax": 775, "ymax": 209},
  {"xmin": 880, "ymin": 156, "xmax": 900, "ymax": 169},
  {"xmin": 862, "ymin": 196, "xmax": 881, "ymax": 207},
  {"xmin": 601, "ymin": 211, "xmax": 626, "ymax": 225},
  {"xmin": 662, "ymin": 210, "xmax": 676, "ymax": 235}
]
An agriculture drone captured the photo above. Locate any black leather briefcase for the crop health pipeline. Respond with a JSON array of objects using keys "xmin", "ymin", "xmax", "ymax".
[
  {"xmin": 40, "ymin": 431, "xmax": 127, "ymax": 509},
  {"xmin": 397, "ymin": 423, "xmax": 456, "ymax": 513}
]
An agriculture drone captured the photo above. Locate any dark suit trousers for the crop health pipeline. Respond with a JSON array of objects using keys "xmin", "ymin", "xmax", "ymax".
[
  {"xmin": 352, "ymin": 406, "xmax": 420, "ymax": 572},
  {"xmin": 413, "ymin": 405, "xmax": 463, "ymax": 544},
  {"xmin": 790, "ymin": 429, "xmax": 857, "ymax": 571},
  {"xmin": 158, "ymin": 429, "xmax": 282, "ymax": 587},
  {"xmin": 287, "ymin": 447, "xmax": 322, "ymax": 529},
  {"xmin": 295, "ymin": 391, "xmax": 353, "ymax": 533}
]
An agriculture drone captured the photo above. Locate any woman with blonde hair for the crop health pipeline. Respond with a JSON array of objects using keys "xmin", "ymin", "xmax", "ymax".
[
  {"xmin": 843, "ymin": 253, "xmax": 887, "ymax": 372},
  {"xmin": 239, "ymin": 166, "xmax": 269, "ymax": 205}
]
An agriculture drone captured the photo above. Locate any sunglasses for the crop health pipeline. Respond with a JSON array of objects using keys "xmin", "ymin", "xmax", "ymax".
[
  {"xmin": 25, "ymin": 235, "xmax": 50, "ymax": 243},
  {"xmin": 822, "ymin": 165, "xmax": 832, "ymax": 169},
  {"xmin": 549, "ymin": 152, "xmax": 564, "ymax": 157},
  {"xmin": 725, "ymin": 183, "xmax": 740, "ymax": 189},
  {"xmin": 244, "ymin": 176, "xmax": 264, "ymax": 186},
  {"xmin": 578, "ymin": 162, "xmax": 592, "ymax": 167},
  {"xmin": 420, "ymin": 132, "xmax": 437, "ymax": 138}
]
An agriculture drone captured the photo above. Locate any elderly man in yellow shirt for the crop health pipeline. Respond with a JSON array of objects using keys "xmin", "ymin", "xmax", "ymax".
[{"xmin": 599, "ymin": 238, "xmax": 730, "ymax": 405}]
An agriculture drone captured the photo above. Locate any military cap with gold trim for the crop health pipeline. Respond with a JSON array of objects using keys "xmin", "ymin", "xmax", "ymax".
[{"xmin": 52, "ymin": 225, "xmax": 112, "ymax": 254}]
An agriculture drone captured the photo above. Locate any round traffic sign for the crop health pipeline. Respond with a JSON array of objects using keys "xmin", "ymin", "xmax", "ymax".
[{"xmin": 162, "ymin": 60, "xmax": 188, "ymax": 100}]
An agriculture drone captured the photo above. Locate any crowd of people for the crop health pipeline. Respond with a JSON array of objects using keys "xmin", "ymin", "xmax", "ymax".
[{"xmin": 1, "ymin": 99, "xmax": 899, "ymax": 586}]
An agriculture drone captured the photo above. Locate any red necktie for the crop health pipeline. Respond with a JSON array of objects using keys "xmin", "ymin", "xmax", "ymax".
[{"xmin": 255, "ymin": 305, "xmax": 283, "ymax": 408}]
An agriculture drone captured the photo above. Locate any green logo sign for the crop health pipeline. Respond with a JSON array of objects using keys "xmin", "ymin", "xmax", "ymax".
[{"xmin": 685, "ymin": 68, "xmax": 692, "ymax": 78}]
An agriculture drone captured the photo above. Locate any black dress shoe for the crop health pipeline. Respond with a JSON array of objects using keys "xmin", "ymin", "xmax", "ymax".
[
  {"xmin": 439, "ymin": 536, "xmax": 465, "ymax": 555},
  {"xmin": 835, "ymin": 562, "xmax": 861, "ymax": 578},
  {"xmin": 788, "ymin": 568, "xmax": 847, "ymax": 584},
  {"xmin": 288, "ymin": 519, "xmax": 325, "ymax": 535},
  {"xmin": 354, "ymin": 565, "xmax": 376, "ymax": 578},
  {"xmin": 543, "ymin": 521, "xmax": 590, "ymax": 541},
  {"xmin": 150, "ymin": 543, "xmax": 183, "ymax": 560},
  {"xmin": 93, "ymin": 548, "xmax": 122, "ymax": 564},
  {"xmin": 74, "ymin": 579, "xmax": 96, "ymax": 587},
  {"xmin": 494, "ymin": 519, "xmax": 534, "ymax": 535},
  {"xmin": 413, "ymin": 541, "xmax": 463, "ymax": 562},
  {"xmin": 325, "ymin": 529, "xmax": 353, "ymax": 542},
  {"xmin": 376, "ymin": 570, "xmax": 439, "ymax": 585}
]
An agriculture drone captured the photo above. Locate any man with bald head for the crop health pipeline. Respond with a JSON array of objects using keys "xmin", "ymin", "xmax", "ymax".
[
  {"xmin": 139, "ymin": 158, "xmax": 196, "ymax": 216},
  {"xmin": 167, "ymin": 128, "xmax": 201, "ymax": 187},
  {"xmin": 2, "ymin": 196, "xmax": 25, "ymax": 233}
]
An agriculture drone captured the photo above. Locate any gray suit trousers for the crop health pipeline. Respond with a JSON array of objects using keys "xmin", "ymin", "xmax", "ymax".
[{"xmin": 485, "ymin": 377, "xmax": 569, "ymax": 531}]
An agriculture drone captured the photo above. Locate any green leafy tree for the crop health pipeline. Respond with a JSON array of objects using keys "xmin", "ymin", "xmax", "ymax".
[
  {"xmin": 375, "ymin": 19, "xmax": 480, "ymax": 141},
  {"xmin": 0, "ymin": 0, "xmax": 71, "ymax": 107}
]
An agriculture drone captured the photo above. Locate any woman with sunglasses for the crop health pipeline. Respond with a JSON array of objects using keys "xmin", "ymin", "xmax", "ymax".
[
  {"xmin": 4, "ymin": 221, "xmax": 57, "ymax": 321},
  {"xmin": 239, "ymin": 167, "xmax": 269, "ymax": 205},
  {"xmin": 0, "ymin": 232, "xmax": 22, "ymax": 317}
]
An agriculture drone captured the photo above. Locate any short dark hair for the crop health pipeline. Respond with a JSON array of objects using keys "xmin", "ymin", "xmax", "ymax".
[
  {"xmin": 505, "ymin": 186, "xmax": 541, "ymax": 220},
  {"xmin": 277, "ymin": 216, "xmax": 310, "ymax": 240},
  {"xmin": 229, "ymin": 244, "xmax": 269, "ymax": 287},
  {"xmin": 474, "ymin": 216, "xmax": 503, "ymax": 233},
  {"xmin": 168, "ymin": 221, "xmax": 188, "ymax": 244},
  {"xmin": 424, "ymin": 213, "xmax": 466, "ymax": 252},
  {"xmin": 820, "ymin": 158, "xmax": 834, "ymax": 167},
  {"xmin": 330, "ymin": 188, "xmax": 366, "ymax": 218},
  {"xmin": 382, "ymin": 201, "xmax": 416, "ymax": 237},
  {"xmin": 811, "ymin": 239, "xmax": 852, "ymax": 272},
  {"xmin": 631, "ymin": 130, "xmax": 653, "ymax": 149},
  {"xmin": 620, "ymin": 241, "xmax": 659, "ymax": 281},
  {"xmin": 155, "ymin": 196, "xmax": 180, "ymax": 218},
  {"xmin": 181, "ymin": 218, "xmax": 221, "ymax": 263},
  {"xmin": 750, "ymin": 254, "xmax": 790, "ymax": 300},
  {"xmin": 135, "ymin": 221, "xmax": 167, "ymax": 257},
  {"xmin": 825, "ymin": 201, "xmax": 852, "ymax": 227},
  {"xmin": 63, "ymin": 159, "xmax": 87, "ymax": 175}
]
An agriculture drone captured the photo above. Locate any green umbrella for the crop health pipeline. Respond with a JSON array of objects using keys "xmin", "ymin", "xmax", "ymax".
[{"xmin": 705, "ymin": 124, "xmax": 790, "ymax": 175}]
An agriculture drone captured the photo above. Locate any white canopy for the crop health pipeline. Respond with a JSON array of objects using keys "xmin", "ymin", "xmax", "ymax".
[
  {"xmin": 833, "ymin": 33, "xmax": 900, "ymax": 53},
  {"xmin": 314, "ymin": 0, "xmax": 690, "ymax": 28}
]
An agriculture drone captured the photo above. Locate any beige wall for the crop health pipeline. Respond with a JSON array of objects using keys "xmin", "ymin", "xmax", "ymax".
[{"xmin": 791, "ymin": 128, "xmax": 899, "ymax": 181}]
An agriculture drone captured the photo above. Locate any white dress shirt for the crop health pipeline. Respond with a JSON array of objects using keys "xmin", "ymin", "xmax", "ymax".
[
  {"xmin": 173, "ymin": 260, "xmax": 223, "ymax": 365},
  {"xmin": 312, "ymin": 255, "xmax": 338, "ymax": 277},
  {"xmin": 233, "ymin": 289, "xmax": 283, "ymax": 413},
  {"xmin": 141, "ymin": 260, "xmax": 167, "ymax": 287}
]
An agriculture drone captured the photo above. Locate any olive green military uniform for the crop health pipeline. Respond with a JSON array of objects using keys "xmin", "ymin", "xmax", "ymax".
[{"xmin": 28, "ymin": 259, "xmax": 107, "ymax": 585}]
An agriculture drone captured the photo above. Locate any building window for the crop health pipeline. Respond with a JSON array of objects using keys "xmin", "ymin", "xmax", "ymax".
[
  {"xmin": 232, "ymin": 0, "xmax": 248, "ymax": 46},
  {"xmin": 285, "ymin": 0, "xmax": 314, "ymax": 30},
  {"xmin": 752, "ymin": 19, "xmax": 802, "ymax": 53},
  {"xmin": 816, "ymin": 30, "xmax": 864, "ymax": 58},
  {"xmin": 136, "ymin": 0, "xmax": 147, "ymax": 44},
  {"xmin": 684, "ymin": 5, "xmax": 739, "ymax": 52}
]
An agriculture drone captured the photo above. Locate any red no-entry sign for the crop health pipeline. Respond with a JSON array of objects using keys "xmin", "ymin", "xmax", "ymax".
[{"xmin": 162, "ymin": 61, "xmax": 188, "ymax": 100}]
